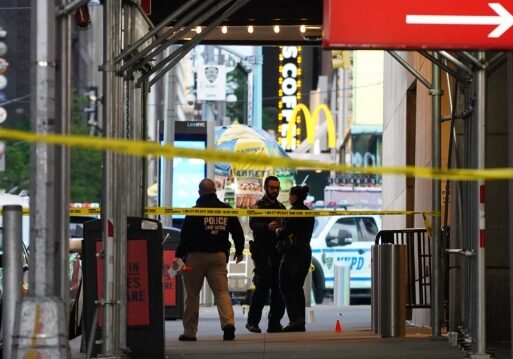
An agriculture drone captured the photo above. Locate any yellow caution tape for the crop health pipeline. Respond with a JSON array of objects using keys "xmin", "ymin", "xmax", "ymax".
[
  {"xmin": 1, "ymin": 128, "xmax": 513, "ymax": 181},
  {"xmin": 69, "ymin": 208, "xmax": 101, "ymax": 215},
  {"xmin": 0, "ymin": 208, "xmax": 101, "ymax": 216},
  {"xmin": 0, "ymin": 206, "xmax": 440, "ymax": 218},
  {"xmin": 0, "ymin": 208, "xmax": 32, "ymax": 215},
  {"xmin": 144, "ymin": 206, "xmax": 440, "ymax": 218},
  {"xmin": 0, "ymin": 206, "xmax": 440, "ymax": 217},
  {"xmin": 422, "ymin": 212, "xmax": 433, "ymax": 241}
]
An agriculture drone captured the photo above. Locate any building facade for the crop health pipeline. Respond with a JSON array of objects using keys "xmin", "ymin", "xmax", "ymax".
[{"xmin": 383, "ymin": 51, "xmax": 510, "ymax": 344}]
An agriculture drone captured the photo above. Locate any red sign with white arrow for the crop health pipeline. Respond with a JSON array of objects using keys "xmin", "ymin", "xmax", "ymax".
[{"xmin": 323, "ymin": 0, "xmax": 513, "ymax": 49}]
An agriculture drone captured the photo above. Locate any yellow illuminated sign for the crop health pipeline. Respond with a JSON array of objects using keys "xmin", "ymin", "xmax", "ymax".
[
  {"xmin": 285, "ymin": 103, "xmax": 336, "ymax": 150},
  {"xmin": 277, "ymin": 46, "xmax": 302, "ymax": 149}
]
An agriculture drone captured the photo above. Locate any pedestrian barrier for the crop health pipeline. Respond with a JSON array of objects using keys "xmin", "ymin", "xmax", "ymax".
[
  {"xmin": 372, "ymin": 243, "xmax": 407, "ymax": 337},
  {"xmin": 333, "ymin": 263, "xmax": 350, "ymax": 306},
  {"xmin": 82, "ymin": 217, "xmax": 164, "ymax": 358},
  {"xmin": 303, "ymin": 268, "xmax": 313, "ymax": 307},
  {"xmin": 375, "ymin": 229, "xmax": 432, "ymax": 311},
  {"xmin": 307, "ymin": 308, "xmax": 315, "ymax": 323}
]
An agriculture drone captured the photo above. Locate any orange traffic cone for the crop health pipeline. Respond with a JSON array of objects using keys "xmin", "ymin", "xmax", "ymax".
[{"xmin": 334, "ymin": 314, "xmax": 343, "ymax": 333}]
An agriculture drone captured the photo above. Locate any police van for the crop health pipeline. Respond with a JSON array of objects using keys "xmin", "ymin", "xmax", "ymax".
[{"xmin": 310, "ymin": 214, "xmax": 381, "ymax": 303}]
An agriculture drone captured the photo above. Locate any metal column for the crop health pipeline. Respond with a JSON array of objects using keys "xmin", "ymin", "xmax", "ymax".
[
  {"xmin": 2, "ymin": 205, "xmax": 22, "ymax": 359},
  {"xmin": 430, "ymin": 52, "xmax": 443, "ymax": 339},
  {"xmin": 462, "ymin": 64, "xmax": 475, "ymax": 353},
  {"xmin": 252, "ymin": 46, "xmax": 263, "ymax": 128},
  {"xmin": 202, "ymin": 46, "xmax": 216, "ymax": 122},
  {"xmin": 102, "ymin": 0, "xmax": 123, "ymax": 356},
  {"xmin": 12, "ymin": 1, "xmax": 70, "ymax": 356},
  {"xmin": 376, "ymin": 244, "xmax": 407, "ymax": 338},
  {"xmin": 55, "ymin": 0, "xmax": 72, "ymax": 319},
  {"xmin": 507, "ymin": 52, "xmax": 513, "ymax": 359},
  {"xmin": 160, "ymin": 46, "xmax": 177, "ymax": 228},
  {"xmin": 471, "ymin": 51, "xmax": 489, "ymax": 359}
]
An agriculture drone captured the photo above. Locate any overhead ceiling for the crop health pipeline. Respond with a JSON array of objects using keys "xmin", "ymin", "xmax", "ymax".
[{"xmin": 147, "ymin": 0, "xmax": 323, "ymax": 45}]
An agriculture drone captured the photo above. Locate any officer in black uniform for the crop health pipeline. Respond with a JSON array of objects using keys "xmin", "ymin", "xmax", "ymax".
[
  {"xmin": 245, "ymin": 176, "xmax": 286, "ymax": 333},
  {"xmin": 173, "ymin": 178, "xmax": 245, "ymax": 341},
  {"xmin": 276, "ymin": 185, "xmax": 315, "ymax": 332}
]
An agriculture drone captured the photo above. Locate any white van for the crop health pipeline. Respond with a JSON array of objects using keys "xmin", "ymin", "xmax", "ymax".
[{"xmin": 310, "ymin": 214, "xmax": 381, "ymax": 303}]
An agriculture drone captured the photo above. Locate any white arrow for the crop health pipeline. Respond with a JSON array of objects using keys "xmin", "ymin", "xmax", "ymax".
[{"xmin": 406, "ymin": 3, "xmax": 513, "ymax": 38}]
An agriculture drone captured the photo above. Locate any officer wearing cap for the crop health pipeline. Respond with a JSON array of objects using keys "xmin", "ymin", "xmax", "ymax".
[{"xmin": 275, "ymin": 185, "xmax": 315, "ymax": 332}]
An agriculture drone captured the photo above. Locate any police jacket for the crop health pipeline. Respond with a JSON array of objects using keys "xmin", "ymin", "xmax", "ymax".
[
  {"xmin": 276, "ymin": 202, "xmax": 314, "ymax": 252},
  {"xmin": 176, "ymin": 193, "xmax": 245, "ymax": 261},
  {"xmin": 249, "ymin": 194, "xmax": 286, "ymax": 257}
]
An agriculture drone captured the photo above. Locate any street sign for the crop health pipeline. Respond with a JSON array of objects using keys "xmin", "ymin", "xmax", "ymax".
[
  {"xmin": 197, "ymin": 65, "xmax": 226, "ymax": 101},
  {"xmin": 323, "ymin": 0, "xmax": 513, "ymax": 49}
]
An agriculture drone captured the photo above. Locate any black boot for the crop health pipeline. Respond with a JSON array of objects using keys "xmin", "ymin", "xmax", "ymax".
[
  {"xmin": 245, "ymin": 323, "xmax": 262, "ymax": 333},
  {"xmin": 267, "ymin": 323, "xmax": 283, "ymax": 333},
  {"xmin": 282, "ymin": 320, "xmax": 305, "ymax": 332}
]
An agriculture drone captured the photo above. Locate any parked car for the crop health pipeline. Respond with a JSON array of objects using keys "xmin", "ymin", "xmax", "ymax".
[{"xmin": 310, "ymin": 214, "xmax": 382, "ymax": 303}]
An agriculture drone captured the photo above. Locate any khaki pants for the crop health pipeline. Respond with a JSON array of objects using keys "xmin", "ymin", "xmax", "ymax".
[{"xmin": 182, "ymin": 252, "xmax": 234, "ymax": 336}]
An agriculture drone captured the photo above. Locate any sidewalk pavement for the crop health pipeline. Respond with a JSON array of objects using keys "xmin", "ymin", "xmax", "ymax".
[
  {"xmin": 165, "ymin": 304, "xmax": 463, "ymax": 359},
  {"xmin": 71, "ymin": 304, "xmax": 509, "ymax": 358}
]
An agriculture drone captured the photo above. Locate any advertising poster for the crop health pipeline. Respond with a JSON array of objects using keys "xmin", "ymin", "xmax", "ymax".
[{"xmin": 232, "ymin": 138, "xmax": 266, "ymax": 208}]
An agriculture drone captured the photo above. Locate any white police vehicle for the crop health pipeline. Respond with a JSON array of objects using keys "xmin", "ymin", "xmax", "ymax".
[{"xmin": 310, "ymin": 214, "xmax": 381, "ymax": 303}]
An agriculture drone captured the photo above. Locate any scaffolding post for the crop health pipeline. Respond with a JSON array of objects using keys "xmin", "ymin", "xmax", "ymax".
[
  {"xmin": 55, "ymin": 0, "xmax": 72, "ymax": 324},
  {"xmin": 471, "ymin": 51, "xmax": 490, "ymax": 359},
  {"xmin": 507, "ymin": 52, "xmax": 513, "ymax": 359},
  {"xmin": 430, "ymin": 52, "xmax": 444, "ymax": 340},
  {"xmin": 102, "ymin": 0, "xmax": 123, "ymax": 356},
  {"xmin": 12, "ymin": 1, "xmax": 70, "ymax": 356}
]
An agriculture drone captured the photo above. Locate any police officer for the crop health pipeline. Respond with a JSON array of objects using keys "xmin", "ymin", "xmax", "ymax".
[
  {"xmin": 245, "ymin": 176, "xmax": 286, "ymax": 333},
  {"xmin": 172, "ymin": 178, "xmax": 245, "ymax": 341},
  {"xmin": 276, "ymin": 185, "xmax": 315, "ymax": 332}
]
